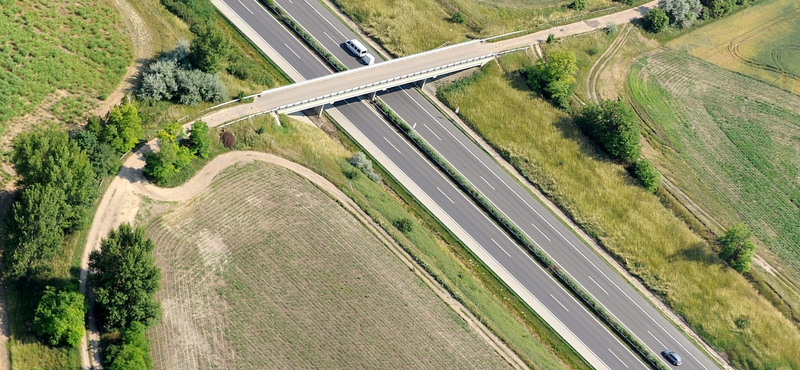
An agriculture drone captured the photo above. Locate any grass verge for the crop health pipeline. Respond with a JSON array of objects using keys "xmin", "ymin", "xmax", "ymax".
[{"xmin": 436, "ymin": 56, "xmax": 800, "ymax": 369}]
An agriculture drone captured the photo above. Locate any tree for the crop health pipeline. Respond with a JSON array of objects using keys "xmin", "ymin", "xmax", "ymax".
[
  {"xmin": 189, "ymin": 25, "xmax": 231, "ymax": 73},
  {"xmin": 524, "ymin": 49, "xmax": 578, "ymax": 110},
  {"xmin": 11, "ymin": 129, "xmax": 97, "ymax": 231},
  {"xmin": 102, "ymin": 103, "xmax": 143, "ymax": 154},
  {"xmin": 143, "ymin": 126, "xmax": 196, "ymax": 185},
  {"xmin": 658, "ymin": 0, "xmax": 703, "ymax": 28},
  {"xmin": 71, "ymin": 130, "xmax": 122, "ymax": 178},
  {"xmin": 105, "ymin": 322, "xmax": 153, "ymax": 370},
  {"xmin": 89, "ymin": 224, "xmax": 161, "ymax": 331},
  {"xmin": 451, "ymin": 11, "xmax": 465, "ymax": 24},
  {"xmin": 34, "ymin": 286, "xmax": 85, "ymax": 348},
  {"xmin": 718, "ymin": 223, "xmax": 756, "ymax": 273},
  {"xmin": 708, "ymin": 0, "xmax": 735, "ymax": 17},
  {"xmin": 348, "ymin": 152, "xmax": 381, "ymax": 182},
  {"xmin": 575, "ymin": 100, "xmax": 642, "ymax": 163},
  {"xmin": 633, "ymin": 159, "xmax": 661, "ymax": 193},
  {"xmin": 643, "ymin": 8, "xmax": 669, "ymax": 33},
  {"xmin": 2, "ymin": 184, "xmax": 67, "ymax": 279},
  {"xmin": 189, "ymin": 120, "xmax": 210, "ymax": 158}
]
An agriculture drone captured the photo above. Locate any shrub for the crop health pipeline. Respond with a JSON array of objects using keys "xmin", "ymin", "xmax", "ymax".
[
  {"xmin": 633, "ymin": 159, "xmax": 660, "ymax": 192},
  {"xmin": 575, "ymin": 100, "xmax": 642, "ymax": 162},
  {"xmin": 220, "ymin": 130, "xmax": 236, "ymax": 148},
  {"xmin": 138, "ymin": 46, "xmax": 227, "ymax": 105},
  {"xmin": 658, "ymin": 0, "xmax": 703, "ymax": 28},
  {"xmin": 189, "ymin": 120, "xmax": 210, "ymax": 159},
  {"xmin": 34, "ymin": 286, "xmax": 85, "ymax": 348},
  {"xmin": 604, "ymin": 23, "xmax": 619, "ymax": 36},
  {"xmin": 718, "ymin": 223, "xmax": 756, "ymax": 273},
  {"xmin": 643, "ymin": 8, "xmax": 669, "ymax": 33},
  {"xmin": 393, "ymin": 218, "xmax": 413, "ymax": 233},
  {"xmin": 546, "ymin": 34, "xmax": 555, "ymax": 44},
  {"xmin": 89, "ymin": 224, "xmax": 161, "ymax": 332},
  {"xmin": 102, "ymin": 103, "xmax": 143, "ymax": 154},
  {"xmin": 523, "ymin": 49, "xmax": 577, "ymax": 110},
  {"xmin": 71, "ymin": 130, "xmax": 122, "ymax": 178},
  {"xmin": 189, "ymin": 24, "xmax": 231, "ymax": 73},
  {"xmin": 143, "ymin": 128, "xmax": 196, "ymax": 185},
  {"xmin": 348, "ymin": 152, "xmax": 381, "ymax": 182},
  {"xmin": 451, "ymin": 11, "xmax": 466, "ymax": 24},
  {"xmin": 104, "ymin": 321, "xmax": 153, "ymax": 370},
  {"xmin": 570, "ymin": 0, "xmax": 586, "ymax": 10}
]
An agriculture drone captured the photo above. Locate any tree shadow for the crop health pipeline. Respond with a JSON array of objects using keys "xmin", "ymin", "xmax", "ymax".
[{"xmin": 669, "ymin": 241, "xmax": 722, "ymax": 267}]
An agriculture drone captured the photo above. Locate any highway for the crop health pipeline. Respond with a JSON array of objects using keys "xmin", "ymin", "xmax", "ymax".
[{"xmin": 212, "ymin": 0, "xmax": 719, "ymax": 369}]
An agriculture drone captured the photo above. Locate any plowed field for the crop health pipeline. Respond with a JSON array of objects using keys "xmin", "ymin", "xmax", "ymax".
[{"xmin": 143, "ymin": 161, "xmax": 514, "ymax": 370}]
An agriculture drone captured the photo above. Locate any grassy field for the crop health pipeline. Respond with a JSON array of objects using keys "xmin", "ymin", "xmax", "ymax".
[
  {"xmin": 0, "ymin": 0, "xmax": 132, "ymax": 127},
  {"xmin": 437, "ymin": 57, "xmax": 800, "ymax": 369},
  {"xmin": 159, "ymin": 116, "xmax": 585, "ymax": 370},
  {"xmin": 142, "ymin": 161, "xmax": 516, "ymax": 369},
  {"xmin": 666, "ymin": 0, "xmax": 800, "ymax": 94},
  {"xmin": 328, "ymin": 0, "xmax": 628, "ymax": 56},
  {"xmin": 628, "ymin": 50, "xmax": 800, "ymax": 319}
]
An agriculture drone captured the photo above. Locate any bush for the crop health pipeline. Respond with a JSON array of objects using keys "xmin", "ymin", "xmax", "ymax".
[
  {"xmin": 643, "ymin": 8, "xmax": 669, "ymax": 33},
  {"xmin": 189, "ymin": 25, "xmax": 231, "ymax": 73},
  {"xmin": 658, "ymin": 0, "xmax": 703, "ymax": 28},
  {"xmin": 633, "ymin": 159, "xmax": 660, "ymax": 192},
  {"xmin": 34, "ymin": 286, "xmax": 86, "ymax": 348},
  {"xmin": 718, "ymin": 223, "xmax": 755, "ymax": 273},
  {"xmin": 143, "ymin": 127, "xmax": 196, "ymax": 185},
  {"xmin": 89, "ymin": 224, "xmax": 161, "ymax": 332},
  {"xmin": 102, "ymin": 103, "xmax": 143, "ymax": 154},
  {"xmin": 523, "ymin": 49, "xmax": 577, "ymax": 110},
  {"xmin": 189, "ymin": 120, "xmax": 211, "ymax": 159},
  {"xmin": 604, "ymin": 23, "xmax": 619, "ymax": 35},
  {"xmin": 393, "ymin": 218, "xmax": 413, "ymax": 233},
  {"xmin": 71, "ymin": 130, "xmax": 122, "ymax": 178},
  {"xmin": 138, "ymin": 47, "xmax": 228, "ymax": 105},
  {"xmin": 348, "ymin": 152, "xmax": 381, "ymax": 182},
  {"xmin": 570, "ymin": 0, "xmax": 586, "ymax": 10},
  {"xmin": 575, "ymin": 100, "xmax": 642, "ymax": 163},
  {"xmin": 451, "ymin": 11, "xmax": 466, "ymax": 24},
  {"xmin": 104, "ymin": 322, "xmax": 153, "ymax": 370},
  {"xmin": 546, "ymin": 34, "xmax": 555, "ymax": 43}
]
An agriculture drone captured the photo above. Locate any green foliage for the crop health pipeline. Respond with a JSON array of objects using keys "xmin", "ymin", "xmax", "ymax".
[
  {"xmin": 137, "ymin": 51, "xmax": 227, "ymax": 105},
  {"xmin": 633, "ymin": 159, "xmax": 660, "ymax": 193},
  {"xmin": 189, "ymin": 25, "xmax": 231, "ymax": 73},
  {"xmin": 189, "ymin": 120, "xmax": 211, "ymax": 159},
  {"xmin": 143, "ymin": 127, "xmax": 196, "ymax": 185},
  {"xmin": 71, "ymin": 130, "xmax": 122, "ymax": 178},
  {"xmin": 718, "ymin": 223, "xmax": 756, "ymax": 273},
  {"xmin": 643, "ymin": 8, "xmax": 669, "ymax": 33},
  {"xmin": 658, "ymin": 0, "xmax": 703, "ymax": 28},
  {"xmin": 546, "ymin": 34, "xmax": 555, "ymax": 43},
  {"xmin": 603, "ymin": 23, "xmax": 619, "ymax": 36},
  {"xmin": 0, "ymin": 0, "xmax": 132, "ymax": 125},
  {"xmin": 575, "ymin": 100, "xmax": 642, "ymax": 163},
  {"xmin": 707, "ymin": 0, "xmax": 736, "ymax": 17},
  {"xmin": 451, "ymin": 11, "xmax": 466, "ymax": 24},
  {"xmin": 2, "ymin": 184, "xmax": 66, "ymax": 279},
  {"xmin": 393, "ymin": 218, "xmax": 413, "ymax": 233},
  {"xmin": 102, "ymin": 103, "xmax": 143, "ymax": 154},
  {"xmin": 348, "ymin": 152, "xmax": 381, "ymax": 182},
  {"xmin": 11, "ymin": 129, "xmax": 97, "ymax": 231},
  {"xmin": 34, "ymin": 286, "xmax": 85, "ymax": 348},
  {"xmin": 89, "ymin": 224, "xmax": 161, "ymax": 332},
  {"xmin": 570, "ymin": 0, "xmax": 586, "ymax": 10},
  {"xmin": 523, "ymin": 50, "xmax": 577, "ymax": 110},
  {"xmin": 104, "ymin": 322, "xmax": 153, "ymax": 370}
]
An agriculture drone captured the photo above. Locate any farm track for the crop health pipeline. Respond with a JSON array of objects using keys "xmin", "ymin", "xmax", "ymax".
[{"xmin": 585, "ymin": 24, "xmax": 631, "ymax": 103}]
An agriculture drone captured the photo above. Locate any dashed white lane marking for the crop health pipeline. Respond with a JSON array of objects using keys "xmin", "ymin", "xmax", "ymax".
[
  {"xmin": 304, "ymin": 0, "xmax": 347, "ymax": 39},
  {"xmin": 480, "ymin": 175, "xmax": 495, "ymax": 190},
  {"xmin": 383, "ymin": 137, "xmax": 401, "ymax": 153},
  {"xmin": 551, "ymin": 294, "xmax": 569, "ymax": 312},
  {"xmin": 608, "ymin": 349, "xmax": 629, "ymax": 368},
  {"xmin": 588, "ymin": 275, "xmax": 610, "ymax": 295},
  {"xmin": 530, "ymin": 222, "xmax": 551, "ymax": 241},
  {"xmin": 284, "ymin": 43, "xmax": 301, "ymax": 59},
  {"xmin": 436, "ymin": 187, "xmax": 455, "ymax": 204},
  {"xmin": 238, "ymin": 0, "xmax": 253, "ymax": 13},
  {"xmin": 648, "ymin": 331, "xmax": 668, "ymax": 350},
  {"xmin": 490, "ymin": 238, "xmax": 511, "ymax": 257},
  {"xmin": 423, "ymin": 123, "xmax": 442, "ymax": 140},
  {"xmin": 323, "ymin": 31, "xmax": 337, "ymax": 44}
]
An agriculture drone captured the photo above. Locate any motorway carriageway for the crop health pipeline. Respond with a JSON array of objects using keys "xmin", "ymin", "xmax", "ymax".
[{"xmin": 215, "ymin": 0, "xmax": 718, "ymax": 369}]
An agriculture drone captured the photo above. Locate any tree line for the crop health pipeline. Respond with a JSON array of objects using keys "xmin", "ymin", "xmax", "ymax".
[{"xmin": 643, "ymin": 0, "xmax": 759, "ymax": 33}]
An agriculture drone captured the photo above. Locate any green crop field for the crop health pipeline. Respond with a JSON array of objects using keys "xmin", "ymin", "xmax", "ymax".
[
  {"xmin": 667, "ymin": 0, "xmax": 800, "ymax": 94},
  {"xmin": 0, "ymin": 0, "xmax": 132, "ymax": 127},
  {"xmin": 142, "ymin": 161, "xmax": 516, "ymax": 369},
  {"xmin": 329, "ymin": 0, "xmax": 626, "ymax": 56},
  {"xmin": 438, "ymin": 57, "xmax": 800, "ymax": 369}
]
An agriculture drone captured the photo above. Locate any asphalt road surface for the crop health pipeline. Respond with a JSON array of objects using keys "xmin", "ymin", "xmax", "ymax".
[{"xmin": 216, "ymin": 0, "xmax": 719, "ymax": 369}]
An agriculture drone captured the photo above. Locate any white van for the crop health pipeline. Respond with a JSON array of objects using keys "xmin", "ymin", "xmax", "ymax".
[
  {"xmin": 361, "ymin": 53, "xmax": 375, "ymax": 66},
  {"xmin": 344, "ymin": 39, "xmax": 368, "ymax": 58}
]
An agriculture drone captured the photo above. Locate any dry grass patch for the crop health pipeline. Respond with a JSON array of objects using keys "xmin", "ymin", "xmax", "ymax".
[
  {"xmin": 142, "ymin": 161, "xmax": 516, "ymax": 369},
  {"xmin": 666, "ymin": 0, "xmax": 800, "ymax": 94},
  {"xmin": 438, "ymin": 60, "xmax": 800, "ymax": 369}
]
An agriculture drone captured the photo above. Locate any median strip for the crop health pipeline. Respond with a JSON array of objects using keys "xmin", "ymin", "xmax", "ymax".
[{"xmin": 373, "ymin": 97, "xmax": 669, "ymax": 370}]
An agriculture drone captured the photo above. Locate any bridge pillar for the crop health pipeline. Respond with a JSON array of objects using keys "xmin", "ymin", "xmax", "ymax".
[
  {"xmin": 311, "ymin": 105, "xmax": 325, "ymax": 117},
  {"xmin": 416, "ymin": 78, "xmax": 427, "ymax": 89},
  {"xmin": 370, "ymin": 91, "xmax": 377, "ymax": 101}
]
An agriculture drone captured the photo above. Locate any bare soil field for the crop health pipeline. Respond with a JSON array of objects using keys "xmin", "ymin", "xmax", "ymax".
[
  {"xmin": 142, "ymin": 161, "xmax": 515, "ymax": 370},
  {"xmin": 667, "ymin": 0, "xmax": 800, "ymax": 94}
]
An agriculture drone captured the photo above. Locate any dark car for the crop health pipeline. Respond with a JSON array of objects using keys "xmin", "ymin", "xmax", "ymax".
[{"xmin": 661, "ymin": 350, "xmax": 683, "ymax": 366}]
